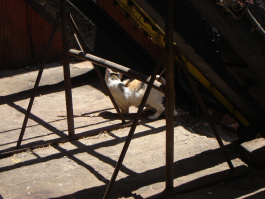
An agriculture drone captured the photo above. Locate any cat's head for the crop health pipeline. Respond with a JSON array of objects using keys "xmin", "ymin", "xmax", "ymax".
[{"xmin": 105, "ymin": 68, "xmax": 123, "ymax": 80}]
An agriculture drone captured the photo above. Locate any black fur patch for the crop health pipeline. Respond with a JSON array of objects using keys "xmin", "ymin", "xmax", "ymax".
[{"xmin": 118, "ymin": 82, "xmax": 124, "ymax": 92}]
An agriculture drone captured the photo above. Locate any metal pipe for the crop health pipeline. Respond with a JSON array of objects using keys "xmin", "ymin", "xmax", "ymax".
[
  {"xmin": 60, "ymin": 0, "xmax": 75, "ymax": 136},
  {"xmin": 158, "ymin": 68, "xmax": 165, "ymax": 81},
  {"xmin": 175, "ymin": 50, "xmax": 235, "ymax": 171},
  {"xmin": 17, "ymin": 12, "xmax": 61, "ymax": 147},
  {"xmin": 66, "ymin": 49, "xmax": 166, "ymax": 94},
  {"xmin": 68, "ymin": 14, "xmax": 126, "ymax": 123},
  {"xmin": 245, "ymin": 9, "xmax": 265, "ymax": 39},
  {"xmin": 103, "ymin": 50, "xmax": 166, "ymax": 199},
  {"xmin": 165, "ymin": 0, "xmax": 175, "ymax": 191}
]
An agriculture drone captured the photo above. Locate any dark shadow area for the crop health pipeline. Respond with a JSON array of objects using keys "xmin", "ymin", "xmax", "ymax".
[
  {"xmin": 0, "ymin": 62, "xmax": 63, "ymax": 79},
  {"xmin": 145, "ymin": 0, "xmax": 265, "ymax": 124},
  {"xmin": 0, "ymin": 122, "xmax": 165, "ymax": 166},
  {"xmin": 0, "ymin": 120, "xmax": 244, "ymax": 198},
  {"xmin": 0, "ymin": 69, "xmax": 102, "ymax": 106},
  {"xmin": 244, "ymin": 190, "xmax": 265, "ymax": 199},
  {"xmin": 50, "ymin": 160, "xmax": 265, "ymax": 199},
  {"xmin": 0, "ymin": 132, "xmax": 55, "ymax": 148},
  {"xmin": 52, "ymin": 145, "xmax": 114, "ymax": 184},
  {"xmin": 1, "ymin": 91, "xmax": 260, "ymax": 199},
  {"xmin": 49, "ymin": 162, "xmax": 253, "ymax": 199},
  {"xmin": 145, "ymin": 165, "xmax": 251, "ymax": 199},
  {"xmin": 98, "ymin": 109, "xmax": 158, "ymax": 122},
  {"xmin": 175, "ymin": 114, "xmax": 239, "ymax": 143},
  {"xmin": 0, "ymin": 106, "xmax": 118, "ymax": 148},
  {"xmin": 7, "ymin": 101, "xmax": 66, "ymax": 136},
  {"xmin": 80, "ymin": 108, "xmax": 114, "ymax": 117}
]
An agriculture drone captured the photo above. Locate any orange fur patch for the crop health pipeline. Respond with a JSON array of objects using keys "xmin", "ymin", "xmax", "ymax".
[{"xmin": 125, "ymin": 79, "xmax": 143, "ymax": 91}]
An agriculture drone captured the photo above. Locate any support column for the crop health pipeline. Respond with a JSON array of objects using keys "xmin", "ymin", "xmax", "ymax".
[
  {"xmin": 60, "ymin": 0, "xmax": 75, "ymax": 136},
  {"xmin": 165, "ymin": 0, "xmax": 175, "ymax": 191}
]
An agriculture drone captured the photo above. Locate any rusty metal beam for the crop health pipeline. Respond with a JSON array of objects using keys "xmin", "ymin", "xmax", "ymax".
[
  {"xmin": 17, "ymin": 12, "xmax": 61, "ymax": 147},
  {"xmin": 175, "ymin": 48, "xmax": 235, "ymax": 171},
  {"xmin": 103, "ymin": 50, "xmax": 166, "ymax": 199},
  {"xmin": 66, "ymin": 49, "xmax": 165, "ymax": 94},
  {"xmin": 165, "ymin": 0, "xmax": 175, "ymax": 191},
  {"xmin": 61, "ymin": 0, "xmax": 75, "ymax": 136}
]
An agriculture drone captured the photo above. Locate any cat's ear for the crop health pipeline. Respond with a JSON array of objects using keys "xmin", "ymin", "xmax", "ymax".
[
  {"xmin": 118, "ymin": 72, "xmax": 123, "ymax": 79},
  {"xmin": 106, "ymin": 68, "xmax": 111, "ymax": 76}
]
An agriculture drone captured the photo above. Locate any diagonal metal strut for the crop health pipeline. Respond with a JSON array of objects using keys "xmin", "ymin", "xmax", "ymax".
[{"xmin": 103, "ymin": 50, "xmax": 166, "ymax": 199}]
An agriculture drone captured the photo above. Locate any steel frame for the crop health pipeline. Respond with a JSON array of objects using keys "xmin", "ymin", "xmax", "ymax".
[{"xmin": 1, "ymin": 0, "xmax": 236, "ymax": 198}]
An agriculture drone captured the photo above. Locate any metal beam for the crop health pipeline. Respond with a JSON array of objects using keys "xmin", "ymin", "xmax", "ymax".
[
  {"xmin": 103, "ymin": 50, "xmax": 166, "ymax": 199},
  {"xmin": 175, "ymin": 48, "xmax": 235, "ymax": 171},
  {"xmin": 17, "ymin": 12, "xmax": 60, "ymax": 147},
  {"xmin": 66, "ymin": 49, "xmax": 166, "ymax": 94},
  {"xmin": 61, "ymin": 0, "xmax": 75, "ymax": 136},
  {"xmin": 165, "ymin": 0, "xmax": 175, "ymax": 191}
]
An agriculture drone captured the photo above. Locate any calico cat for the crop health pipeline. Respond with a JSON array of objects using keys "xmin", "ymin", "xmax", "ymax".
[{"xmin": 105, "ymin": 68, "xmax": 178, "ymax": 120}]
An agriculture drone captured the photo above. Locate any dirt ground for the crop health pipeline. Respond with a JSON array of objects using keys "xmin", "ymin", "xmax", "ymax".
[{"xmin": 0, "ymin": 61, "xmax": 265, "ymax": 199}]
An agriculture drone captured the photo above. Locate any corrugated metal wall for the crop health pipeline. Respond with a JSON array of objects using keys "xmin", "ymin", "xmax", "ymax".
[{"xmin": 0, "ymin": 0, "xmax": 62, "ymax": 70}]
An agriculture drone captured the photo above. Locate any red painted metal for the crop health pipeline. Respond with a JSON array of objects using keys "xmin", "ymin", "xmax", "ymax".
[
  {"xmin": 0, "ymin": 0, "xmax": 62, "ymax": 70},
  {"xmin": 96, "ymin": 0, "xmax": 162, "ymax": 60}
]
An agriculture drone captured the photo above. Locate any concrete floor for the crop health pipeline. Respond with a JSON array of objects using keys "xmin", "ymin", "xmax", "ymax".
[{"xmin": 0, "ymin": 62, "xmax": 264, "ymax": 199}]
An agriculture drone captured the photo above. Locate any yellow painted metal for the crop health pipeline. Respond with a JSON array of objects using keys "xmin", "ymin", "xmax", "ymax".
[
  {"xmin": 116, "ymin": 0, "xmax": 165, "ymax": 47},
  {"xmin": 182, "ymin": 57, "xmax": 250, "ymax": 126},
  {"xmin": 115, "ymin": 0, "xmax": 249, "ymax": 127}
]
